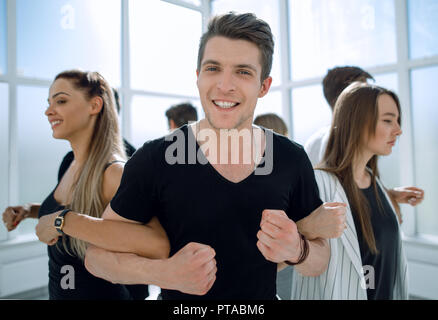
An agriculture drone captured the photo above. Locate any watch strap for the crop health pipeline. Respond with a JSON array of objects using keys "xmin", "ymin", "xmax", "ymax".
[
  {"xmin": 59, "ymin": 208, "xmax": 72, "ymax": 218},
  {"xmin": 54, "ymin": 209, "xmax": 72, "ymax": 235}
]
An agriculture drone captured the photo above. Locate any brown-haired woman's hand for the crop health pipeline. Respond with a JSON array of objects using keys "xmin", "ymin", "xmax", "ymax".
[
  {"xmin": 296, "ymin": 202, "xmax": 347, "ymax": 240},
  {"xmin": 390, "ymin": 186, "xmax": 425, "ymax": 206}
]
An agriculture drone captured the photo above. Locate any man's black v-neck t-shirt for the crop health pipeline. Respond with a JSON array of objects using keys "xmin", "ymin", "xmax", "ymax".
[{"xmin": 111, "ymin": 125, "xmax": 322, "ymax": 300}]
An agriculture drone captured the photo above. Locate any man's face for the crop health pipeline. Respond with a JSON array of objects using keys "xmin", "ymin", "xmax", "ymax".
[{"xmin": 196, "ymin": 36, "xmax": 272, "ymax": 131}]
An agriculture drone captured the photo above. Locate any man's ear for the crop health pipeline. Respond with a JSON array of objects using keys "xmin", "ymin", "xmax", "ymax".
[
  {"xmin": 258, "ymin": 76, "xmax": 273, "ymax": 98},
  {"xmin": 90, "ymin": 96, "xmax": 104, "ymax": 115},
  {"xmin": 169, "ymin": 119, "xmax": 177, "ymax": 130},
  {"xmin": 196, "ymin": 69, "xmax": 200, "ymax": 86}
]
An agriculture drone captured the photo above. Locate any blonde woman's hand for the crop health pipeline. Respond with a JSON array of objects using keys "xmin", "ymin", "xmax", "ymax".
[
  {"xmin": 36, "ymin": 211, "xmax": 60, "ymax": 245},
  {"xmin": 2, "ymin": 205, "xmax": 31, "ymax": 231}
]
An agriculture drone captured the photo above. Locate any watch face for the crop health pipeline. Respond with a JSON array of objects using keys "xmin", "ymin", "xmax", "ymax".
[{"xmin": 55, "ymin": 218, "xmax": 62, "ymax": 227}]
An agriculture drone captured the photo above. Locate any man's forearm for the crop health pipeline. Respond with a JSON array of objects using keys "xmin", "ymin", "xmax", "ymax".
[
  {"xmin": 85, "ymin": 243, "xmax": 218, "ymax": 296},
  {"xmin": 294, "ymin": 238, "xmax": 329, "ymax": 277},
  {"xmin": 63, "ymin": 212, "xmax": 169, "ymax": 258},
  {"xmin": 84, "ymin": 245, "xmax": 165, "ymax": 286}
]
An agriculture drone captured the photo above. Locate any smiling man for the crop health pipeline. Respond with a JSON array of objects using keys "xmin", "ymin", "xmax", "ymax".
[{"xmin": 83, "ymin": 12, "xmax": 343, "ymax": 300}]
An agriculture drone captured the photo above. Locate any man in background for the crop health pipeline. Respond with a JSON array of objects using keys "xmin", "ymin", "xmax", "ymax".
[
  {"xmin": 165, "ymin": 102, "xmax": 198, "ymax": 131},
  {"xmin": 304, "ymin": 66, "xmax": 424, "ymax": 225},
  {"xmin": 112, "ymin": 88, "xmax": 136, "ymax": 156},
  {"xmin": 304, "ymin": 66, "xmax": 373, "ymax": 166}
]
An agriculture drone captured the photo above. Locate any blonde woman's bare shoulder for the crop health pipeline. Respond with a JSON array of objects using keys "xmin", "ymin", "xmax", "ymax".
[{"xmin": 102, "ymin": 160, "xmax": 125, "ymax": 204}]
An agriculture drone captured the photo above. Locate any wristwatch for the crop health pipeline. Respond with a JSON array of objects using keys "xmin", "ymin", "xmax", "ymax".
[{"xmin": 54, "ymin": 209, "xmax": 72, "ymax": 235}]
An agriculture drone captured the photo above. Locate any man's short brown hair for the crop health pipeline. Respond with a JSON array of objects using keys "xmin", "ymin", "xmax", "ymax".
[
  {"xmin": 165, "ymin": 102, "xmax": 198, "ymax": 128},
  {"xmin": 323, "ymin": 66, "xmax": 374, "ymax": 110},
  {"xmin": 197, "ymin": 12, "xmax": 274, "ymax": 82}
]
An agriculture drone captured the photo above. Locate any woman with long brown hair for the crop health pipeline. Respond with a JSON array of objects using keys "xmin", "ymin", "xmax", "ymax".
[
  {"xmin": 3, "ymin": 70, "xmax": 169, "ymax": 299},
  {"xmin": 292, "ymin": 82, "xmax": 423, "ymax": 300}
]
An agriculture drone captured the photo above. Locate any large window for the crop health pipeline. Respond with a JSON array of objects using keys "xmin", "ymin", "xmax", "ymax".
[
  {"xmin": 288, "ymin": 0, "xmax": 397, "ymax": 81},
  {"xmin": 411, "ymin": 66, "xmax": 438, "ymax": 236},
  {"xmin": 291, "ymin": 84, "xmax": 330, "ymax": 145},
  {"xmin": 285, "ymin": 0, "xmax": 438, "ymax": 240},
  {"xmin": 408, "ymin": 0, "xmax": 438, "ymax": 59},
  {"xmin": 2, "ymin": 0, "xmax": 206, "ymax": 242},
  {"xmin": 16, "ymin": 86, "xmax": 71, "ymax": 235},
  {"xmin": 0, "ymin": 0, "xmax": 6, "ymax": 75},
  {"xmin": 407, "ymin": 0, "xmax": 438, "ymax": 238},
  {"xmin": 287, "ymin": 0, "xmax": 400, "ymax": 152},
  {"xmin": 0, "ymin": 83, "xmax": 8, "ymax": 241},
  {"xmin": 2, "ymin": 0, "xmax": 437, "ymax": 257},
  {"xmin": 253, "ymin": 90, "xmax": 283, "ymax": 120},
  {"xmin": 1, "ymin": 0, "xmax": 438, "ymax": 301},
  {"xmin": 16, "ymin": 0, "xmax": 121, "ymax": 85},
  {"xmin": 129, "ymin": 0, "xmax": 202, "ymax": 96},
  {"xmin": 130, "ymin": 95, "xmax": 201, "ymax": 147},
  {"xmin": 180, "ymin": 0, "xmax": 201, "ymax": 5}
]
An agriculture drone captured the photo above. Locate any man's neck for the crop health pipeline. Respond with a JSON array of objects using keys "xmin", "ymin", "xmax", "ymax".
[{"xmin": 191, "ymin": 120, "xmax": 264, "ymax": 167}]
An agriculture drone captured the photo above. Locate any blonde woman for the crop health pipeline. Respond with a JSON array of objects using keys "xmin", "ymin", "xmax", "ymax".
[
  {"xmin": 3, "ymin": 70, "xmax": 169, "ymax": 299},
  {"xmin": 292, "ymin": 82, "xmax": 424, "ymax": 300}
]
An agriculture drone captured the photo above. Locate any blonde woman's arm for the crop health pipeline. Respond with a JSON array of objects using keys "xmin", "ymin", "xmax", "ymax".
[{"xmin": 35, "ymin": 162, "xmax": 170, "ymax": 259}]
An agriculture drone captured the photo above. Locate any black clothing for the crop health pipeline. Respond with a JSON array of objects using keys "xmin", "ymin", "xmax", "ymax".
[
  {"xmin": 57, "ymin": 151, "xmax": 74, "ymax": 182},
  {"xmin": 353, "ymin": 183, "xmax": 400, "ymax": 300},
  {"xmin": 123, "ymin": 139, "xmax": 136, "ymax": 158},
  {"xmin": 40, "ymin": 150, "xmax": 148, "ymax": 300},
  {"xmin": 111, "ymin": 125, "xmax": 322, "ymax": 300}
]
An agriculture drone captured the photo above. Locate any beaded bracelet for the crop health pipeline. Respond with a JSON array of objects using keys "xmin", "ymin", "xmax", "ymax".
[{"xmin": 284, "ymin": 233, "xmax": 309, "ymax": 266}]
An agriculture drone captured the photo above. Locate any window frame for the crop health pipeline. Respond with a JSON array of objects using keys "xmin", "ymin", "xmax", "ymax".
[
  {"xmin": 1, "ymin": 0, "xmax": 437, "ymax": 241},
  {"xmin": 1, "ymin": 0, "xmax": 438, "ymax": 299}
]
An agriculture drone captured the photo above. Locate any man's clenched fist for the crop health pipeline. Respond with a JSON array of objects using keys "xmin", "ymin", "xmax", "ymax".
[
  {"xmin": 256, "ymin": 210, "xmax": 302, "ymax": 264},
  {"xmin": 160, "ymin": 242, "xmax": 217, "ymax": 296}
]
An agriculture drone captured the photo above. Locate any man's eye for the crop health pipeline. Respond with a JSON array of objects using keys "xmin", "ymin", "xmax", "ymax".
[
  {"xmin": 238, "ymin": 70, "xmax": 251, "ymax": 75},
  {"xmin": 206, "ymin": 66, "xmax": 217, "ymax": 72},
  {"xmin": 57, "ymin": 100, "xmax": 66, "ymax": 104}
]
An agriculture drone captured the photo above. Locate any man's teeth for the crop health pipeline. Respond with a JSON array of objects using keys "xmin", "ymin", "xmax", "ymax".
[
  {"xmin": 51, "ymin": 120, "xmax": 62, "ymax": 126},
  {"xmin": 214, "ymin": 101, "xmax": 238, "ymax": 108}
]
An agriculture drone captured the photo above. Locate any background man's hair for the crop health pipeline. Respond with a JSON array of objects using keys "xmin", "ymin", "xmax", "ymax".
[
  {"xmin": 322, "ymin": 66, "xmax": 374, "ymax": 110},
  {"xmin": 197, "ymin": 12, "xmax": 274, "ymax": 81},
  {"xmin": 112, "ymin": 88, "xmax": 121, "ymax": 114},
  {"xmin": 165, "ymin": 102, "xmax": 198, "ymax": 128}
]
